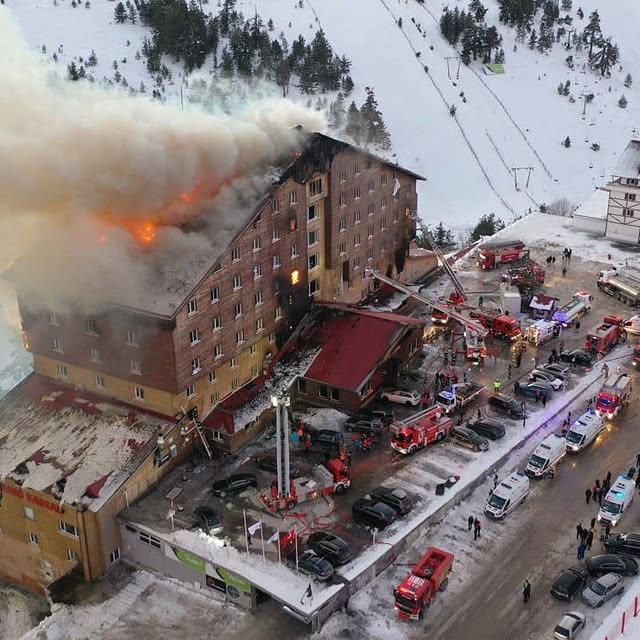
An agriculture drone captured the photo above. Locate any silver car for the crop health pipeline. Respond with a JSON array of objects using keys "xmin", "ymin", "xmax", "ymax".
[
  {"xmin": 553, "ymin": 611, "xmax": 585, "ymax": 639},
  {"xmin": 581, "ymin": 572, "xmax": 625, "ymax": 607}
]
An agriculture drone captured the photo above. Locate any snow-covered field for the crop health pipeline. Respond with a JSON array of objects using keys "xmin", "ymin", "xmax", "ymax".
[{"xmin": 7, "ymin": 0, "xmax": 640, "ymax": 229}]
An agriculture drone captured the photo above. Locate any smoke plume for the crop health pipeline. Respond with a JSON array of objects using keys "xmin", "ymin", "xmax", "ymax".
[{"xmin": 0, "ymin": 8, "xmax": 326, "ymax": 312}]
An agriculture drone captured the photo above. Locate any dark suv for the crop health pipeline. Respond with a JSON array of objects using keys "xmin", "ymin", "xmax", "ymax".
[
  {"xmin": 211, "ymin": 473, "xmax": 257, "ymax": 497},
  {"xmin": 310, "ymin": 429, "xmax": 344, "ymax": 453},
  {"xmin": 586, "ymin": 554, "xmax": 639, "ymax": 577},
  {"xmin": 550, "ymin": 567, "xmax": 588, "ymax": 601},
  {"xmin": 352, "ymin": 498, "xmax": 397, "ymax": 530},
  {"xmin": 307, "ymin": 532, "xmax": 353, "ymax": 566},
  {"xmin": 488, "ymin": 393, "xmax": 524, "ymax": 419},
  {"xmin": 467, "ymin": 418, "xmax": 505, "ymax": 441},
  {"xmin": 605, "ymin": 532, "xmax": 640, "ymax": 557},
  {"xmin": 369, "ymin": 486, "xmax": 414, "ymax": 515}
]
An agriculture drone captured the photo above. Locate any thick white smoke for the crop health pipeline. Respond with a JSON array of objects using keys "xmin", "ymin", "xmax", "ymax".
[{"xmin": 0, "ymin": 8, "xmax": 326, "ymax": 311}]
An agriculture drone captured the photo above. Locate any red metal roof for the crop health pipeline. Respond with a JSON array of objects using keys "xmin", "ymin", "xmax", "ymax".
[{"xmin": 304, "ymin": 306, "xmax": 422, "ymax": 391}]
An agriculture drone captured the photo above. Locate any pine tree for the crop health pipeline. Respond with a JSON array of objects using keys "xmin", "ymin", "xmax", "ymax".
[
  {"xmin": 470, "ymin": 213, "xmax": 505, "ymax": 241},
  {"xmin": 345, "ymin": 101, "xmax": 364, "ymax": 145},
  {"xmin": 341, "ymin": 75, "xmax": 354, "ymax": 95},
  {"xmin": 87, "ymin": 50, "xmax": 98, "ymax": 66},
  {"xmin": 220, "ymin": 47, "xmax": 234, "ymax": 77},
  {"xmin": 329, "ymin": 93, "xmax": 346, "ymax": 129},
  {"xmin": 360, "ymin": 87, "xmax": 391, "ymax": 150},
  {"xmin": 128, "ymin": 3, "xmax": 136, "ymax": 24},
  {"xmin": 469, "ymin": 0, "xmax": 487, "ymax": 23},
  {"xmin": 590, "ymin": 38, "xmax": 618, "ymax": 76},
  {"xmin": 528, "ymin": 29, "xmax": 537, "ymax": 50},
  {"xmin": 114, "ymin": 1, "xmax": 126, "ymax": 23},
  {"xmin": 67, "ymin": 62, "xmax": 80, "ymax": 81},
  {"xmin": 563, "ymin": 136, "xmax": 571, "ymax": 147},
  {"xmin": 625, "ymin": 73, "xmax": 633, "ymax": 88},
  {"xmin": 618, "ymin": 95, "xmax": 628, "ymax": 109},
  {"xmin": 561, "ymin": 0, "xmax": 572, "ymax": 10},
  {"xmin": 582, "ymin": 10, "xmax": 601, "ymax": 58}
]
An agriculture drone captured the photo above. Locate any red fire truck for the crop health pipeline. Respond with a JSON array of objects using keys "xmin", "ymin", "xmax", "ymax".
[
  {"xmin": 584, "ymin": 316, "xmax": 627, "ymax": 355},
  {"xmin": 502, "ymin": 261, "xmax": 545, "ymax": 289},
  {"xmin": 470, "ymin": 309, "xmax": 522, "ymax": 341},
  {"xmin": 393, "ymin": 547, "xmax": 454, "ymax": 620},
  {"xmin": 259, "ymin": 459, "xmax": 350, "ymax": 512},
  {"xmin": 390, "ymin": 407, "xmax": 454, "ymax": 455},
  {"xmin": 478, "ymin": 240, "xmax": 529, "ymax": 271},
  {"xmin": 595, "ymin": 373, "xmax": 632, "ymax": 418}
]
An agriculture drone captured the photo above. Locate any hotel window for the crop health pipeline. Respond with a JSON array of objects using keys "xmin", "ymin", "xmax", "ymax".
[
  {"xmin": 214, "ymin": 344, "xmax": 223, "ymax": 359},
  {"xmin": 339, "ymin": 169, "xmax": 347, "ymax": 182},
  {"xmin": 268, "ymin": 332, "xmax": 276, "ymax": 343},
  {"xmin": 297, "ymin": 378, "xmax": 307, "ymax": 394},
  {"xmin": 367, "ymin": 248, "xmax": 373, "ymax": 262},
  {"xmin": 189, "ymin": 328, "xmax": 199, "ymax": 345},
  {"xmin": 381, "ymin": 197, "xmax": 388, "ymax": 209},
  {"xmin": 28, "ymin": 532, "xmax": 39, "ymax": 545},
  {"xmin": 393, "ymin": 209, "xmax": 399, "ymax": 223},
  {"xmin": 187, "ymin": 298, "xmax": 198, "ymax": 315},
  {"xmin": 130, "ymin": 360, "xmax": 142, "ymax": 375},
  {"xmin": 254, "ymin": 291, "xmax": 263, "ymax": 306},
  {"xmin": 236, "ymin": 330, "xmax": 245, "ymax": 345},
  {"xmin": 368, "ymin": 202, "xmax": 375, "ymax": 215},
  {"xmin": 252, "ymin": 214, "xmax": 261, "ymax": 229},
  {"xmin": 381, "ymin": 173, "xmax": 388, "ymax": 185},
  {"xmin": 127, "ymin": 329, "xmax": 137, "ymax": 346},
  {"xmin": 59, "ymin": 521, "xmax": 78, "ymax": 537},
  {"xmin": 231, "ymin": 377, "xmax": 240, "ymax": 390},
  {"xmin": 275, "ymin": 306, "xmax": 283, "ymax": 320},
  {"xmin": 67, "ymin": 549, "xmax": 78, "ymax": 562},
  {"xmin": 233, "ymin": 274, "xmax": 242, "ymax": 290},
  {"xmin": 353, "ymin": 233, "xmax": 361, "ymax": 247},
  {"xmin": 57, "ymin": 364, "xmax": 68, "ymax": 377},
  {"xmin": 96, "ymin": 375, "xmax": 105, "ymax": 388},
  {"xmin": 331, "ymin": 388, "xmax": 340, "ymax": 401},
  {"xmin": 339, "ymin": 241, "xmax": 347, "ymax": 255},
  {"xmin": 624, "ymin": 208, "xmax": 634, "ymax": 217},
  {"xmin": 52, "ymin": 336, "xmax": 63, "ymax": 353},
  {"xmin": 368, "ymin": 224, "xmax": 374, "ymax": 238},
  {"xmin": 309, "ymin": 177, "xmax": 322, "ymax": 197},
  {"xmin": 109, "ymin": 548, "xmax": 121, "ymax": 563},
  {"xmin": 234, "ymin": 302, "xmax": 243, "ymax": 318},
  {"xmin": 271, "ymin": 198, "xmax": 280, "ymax": 213},
  {"xmin": 381, "ymin": 240, "xmax": 387, "ymax": 252},
  {"xmin": 252, "ymin": 236, "xmax": 261, "ymax": 252},
  {"xmin": 308, "ymin": 253, "xmax": 319, "ymax": 270},
  {"xmin": 134, "ymin": 386, "xmax": 145, "ymax": 400},
  {"xmin": 251, "ymin": 364, "xmax": 259, "ymax": 377},
  {"xmin": 339, "ymin": 217, "xmax": 347, "ymax": 232},
  {"xmin": 309, "ymin": 278, "xmax": 320, "ymax": 296},
  {"xmin": 289, "ymin": 191, "xmax": 298, "ymax": 205},
  {"xmin": 288, "ymin": 214, "xmax": 297, "ymax": 232},
  {"xmin": 273, "ymin": 254, "xmax": 282, "ymax": 269},
  {"xmin": 48, "ymin": 311, "xmax": 59, "ymax": 326},
  {"xmin": 308, "ymin": 230, "xmax": 319, "ymax": 247},
  {"xmin": 230, "ymin": 357, "xmax": 239, "ymax": 369},
  {"xmin": 368, "ymin": 179, "xmax": 375, "ymax": 192},
  {"xmin": 186, "ymin": 384, "xmax": 196, "ymax": 398},
  {"xmin": 86, "ymin": 318, "xmax": 98, "ymax": 335},
  {"xmin": 381, "ymin": 216, "xmax": 388, "ymax": 230},
  {"xmin": 90, "ymin": 348, "xmax": 101, "ymax": 363},
  {"xmin": 191, "ymin": 357, "xmax": 201, "ymax": 374},
  {"xmin": 318, "ymin": 385, "xmax": 328, "ymax": 398},
  {"xmin": 354, "ymin": 162, "xmax": 361, "ymax": 175},
  {"xmin": 353, "ymin": 256, "xmax": 361, "ymax": 270},
  {"xmin": 210, "ymin": 286, "xmax": 220, "ymax": 303},
  {"xmin": 24, "ymin": 507, "xmax": 34, "ymax": 520},
  {"xmin": 212, "ymin": 315, "xmax": 221, "ymax": 331},
  {"xmin": 211, "ymin": 392, "xmax": 220, "ymax": 405},
  {"xmin": 290, "ymin": 244, "xmax": 299, "ymax": 259},
  {"xmin": 209, "ymin": 370, "xmax": 218, "ymax": 384},
  {"xmin": 250, "ymin": 343, "xmax": 258, "ymax": 355},
  {"xmin": 231, "ymin": 246, "xmax": 241, "ymax": 262},
  {"xmin": 354, "ymin": 186, "xmax": 362, "ymax": 200},
  {"xmin": 272, "ymin": 227, "xmax": 281, "ymax": 243},
  {"xmin": 256, "ymin": 317, "xmax": 264, "ymax": 333},
  {"xmin": 339, "ymin": 193, "xmax": 347, "ymax": 207},
  {"xmin": 625, "ymin": 193, "xmax": 637, "ymax": 201},
  {"xmin": 307, "ymin": 205, "xmax": 317, "ymax": 222},
  {"xmin": 253, "ymin": 264, "xmax": 263, "ymax": 280},
  {"xmin": 354, "ymin": 210, "xmax": 361, "ymax": 224}
]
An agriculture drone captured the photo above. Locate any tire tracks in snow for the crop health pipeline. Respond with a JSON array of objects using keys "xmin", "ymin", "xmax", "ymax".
[{"xmin": 376, "ymin": 0, "xmax": 516, "ymax": 215}]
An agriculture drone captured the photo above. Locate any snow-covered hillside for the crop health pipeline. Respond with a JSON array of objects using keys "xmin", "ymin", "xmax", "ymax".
[{"xmin": 7, "ymin": 0, "xmax": 639, "ymax": 229}]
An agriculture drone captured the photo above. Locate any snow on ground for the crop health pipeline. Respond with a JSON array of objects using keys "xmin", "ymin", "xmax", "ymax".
[
  {"xmin": 0, "ymin": 585, "xmax": 48, "ymax": 640},
  {"xmin": 589, "ymin": 579, "xmax": 640, "ymax": 640},
  {"xmin": 296, "ymin": 406, "xmax": 348, "ymax": 431}
]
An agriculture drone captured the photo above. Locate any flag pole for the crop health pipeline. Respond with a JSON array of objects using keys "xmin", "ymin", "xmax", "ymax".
[
  {"xmin": 260, "ymin": 518, "xmax": 265, "ymax": 564},
  {"xmin": 277, "ymin": 532, "xmax": 282, "ymax": 564},
  {"xmin": 243, "ymin": 509, "xmax": 249, "ymax": 556},
  {"xmin": 295, "ymin": 524, "xmax": 299, "ymax": 571}
]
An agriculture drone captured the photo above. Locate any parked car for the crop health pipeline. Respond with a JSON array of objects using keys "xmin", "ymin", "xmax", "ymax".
[
  {"xmin": 211, "ymin": 473, "xmax": 257, "ymax": 497},
  {"xmin": 467, "ymin": 418, "xmax": 506, "ymax": 441},
  {"xmin": 448, "ymin": 426, "xmax": 489, "ymax": 452},
  {"xmin": 346, "ymin": 413, "xmax": 383, "ymax": 429},
  {"xmin": 287, "ymin": 550, "xmax": 334, "ymax": 581},
  {"xmin": 345, "ymin": 419, "xmax": 383, "ymax": 435},
  {"xmin": 369, "ymin": 486, "xmax": 414, "ymax": 515},
  {"xmin": 254, "ymin": 454, "xmax": 301, "ymax": 478},
  {"xmin": 307, "ymin": 532, "xmax": 353, "ymax": 566},
  {"xmin": 352, "ymin": 498, "xmax": 397, "ymax": 530},
  {"xmin": 515, "ymin": 380, "xmax": 553, "ymax": 400},
  {"xmin": 364, "ymin": 409, "xmax": 394, "ymax": 425},
  {"xmin": 553, "ymin": 611, "xmax": 586, "ymax": 640},
  {"xmin": 550, "ymin": 567, "xmax": 588, "ymax": 601},
  {"xmin": 310, "ymin": 429, "xmax": 344, "ymax": 453},
  {"xmin": 605, "ymin": 531, "xmax": 640, "ymax": 557},
  {"xmin": 192, "ymin": 506, "xmax": 223, "ymax": 535},
  {"xmin": 582, "ymin": 572, "xmax": 625, "ymax": 607},
  {"xmin": 380, "ymin": 388, "xmax": 421, "ymax": 406},
  {"xmin": 559, "ymin": 350, "xmax": 596, "ymax": 368},
  {"xmin": 529, "ymin": 369, "xmax": 565, "ymax": 390},
  {"xmin": 541, "ymin": 363, "xmax": 571, "ymax": 380},
  {"xmin": 488, "ymin": 393, "xmax": 524, "ymax": 419},
  {"xmin": 586, "ymin": 554, "xmax": 639, "ymax": 577}
]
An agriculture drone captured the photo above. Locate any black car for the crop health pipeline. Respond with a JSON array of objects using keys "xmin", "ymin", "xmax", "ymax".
[
  {"xmin": 346, "ymin": 413, "xmax": 383, "ymax": 429},
  {"xmin": 449, "ymin": 426, "xmax": 489, "ymax": 452},
  {"xmin": 352, "ymin": 498, "xmax": 397, "ymax": 530},
  {"xmin": 514, "ymin": 380, "xmax": 553, "ymax": 400},
  {"xmin": 287, "ymin": 550, "xmax": 334, "ymax": 581},
  {"xmin": 310, "ymin": 429, "xmax": 344, "ymax": 452},
  {"xmin": 467, "ymin": 418, "xmax": 506, "ymax": 441},
  {"xmin": 211, "ymin": 473, "xmax": 257, "ymax": 497},
  {"xmin": 605, "ymin": 532, "xmax": 640, "ymax": 557},
  {"xmin": 345, "ymin": 419, "xmax": 383, "ymax": 436},
  {"xmin": 193, "ymin": 506, "xmax": 223, "ymax": 535},
  {"xmin": 586, "ymin": 553, "xmax": 639, "ymax": 577},
  {"xmin": 488, "ymin": 393, "xmax": 524, "ymax": 419},
  {"xmin": 307, "ymin": 532, "xmax": 353, "ymax": 566},
  {"xmin": 369, "ymin": 486, "xmax": 414, "ymax": 515},
  {"xmin": 559, "ymin": 349, "xmax": 595, "ymax": 368},
  {"xmin": 550, "ymin": 567, "xmax": 588, "ymax": 601},
  {"xmin": 254, "ymin": 454, "xmax": 301, "ymax": 478}
]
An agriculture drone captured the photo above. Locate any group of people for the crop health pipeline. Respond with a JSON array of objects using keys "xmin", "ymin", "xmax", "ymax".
[
  {"xmin": 585, "ymin": 471, "xmax": 613, "ymax": 506},
  {"xmin": 576, "ymin": 520, "xmax": 598, "ymax": 559},
  {"xmin": 467, "ymin": 515, "xmax": 482, "ymax": 540},
  {"xmin": 546, "ymin": 348, "xmax": 560, "ymax": 365}
]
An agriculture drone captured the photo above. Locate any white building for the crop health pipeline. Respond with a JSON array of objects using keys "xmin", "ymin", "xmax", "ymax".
[
  {"xmin": 572, "ymin": 188, "xmax": 608, "ymax": 235},
  {"xmin": 604, "ymin": 140, "xmax": 640, "ymax": 244}
]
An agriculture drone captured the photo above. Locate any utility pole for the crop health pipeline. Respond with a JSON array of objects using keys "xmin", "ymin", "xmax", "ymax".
[
  {"xmin": 445, "ymin": 55, "xmax": 461, "ymax": 80},
  {"xmin": 511, "ymin": 166, "xmax": 534, "ymax": 191}
]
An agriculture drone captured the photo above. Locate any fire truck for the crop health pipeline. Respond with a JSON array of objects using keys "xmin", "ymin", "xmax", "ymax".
[
  {"xmin": 259, "ymin": 459, "xmax": 350, "ymax": 512},
  {"xmin": 584, "ymin": 316, "xmax": 627, "ymax": 355},
  {"xmin": 502, "ymin": 260, "xmax": 545, "ymax": 291},
  {"xmin": 390, "ymin": 407, "xmax": 454, "ymax": 455},
  {"xmin": 551, "ymin": 291, "xmax": 592, "ymax": 327},
  {"xmin": 478, "ymin": 240, "xmax": 529, "ymax": 271},
  {"xmin": 596, "ymin": 373, "xmax": 632, "ymax": 419},
  {"xmin": 469, "ymin": 309, "xmax": 522, "ymax": 341},
  {"xmin": 393, "ymin": 547, "xmax": 454, "ymax": 621}
]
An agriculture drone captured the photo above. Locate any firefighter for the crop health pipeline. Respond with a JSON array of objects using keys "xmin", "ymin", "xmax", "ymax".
[
  {"xmin": 422, "ymin": 388, "xmax": 430, "ymax": 407},
  {"xmin": 493, "ymin": 378, "xmax": 502, "ymax": 393}
]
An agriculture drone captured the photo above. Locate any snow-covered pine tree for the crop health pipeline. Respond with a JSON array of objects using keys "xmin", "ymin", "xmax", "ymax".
[
  {"xmin": 528, "ymin": 29, "xmax": 537, "ymax": 50},
  {"xmin": 345, "ymin": 101, "xmax": 364, "ymax": 145},
  {"xmin": 561, "ymin": 0, "xmax": 572, "ymax": 10},
  {"xmin": 618, "ymin": 95, "xmax": 628, "ymax": 109},
  {"xmin": 114, "ymin": 2, "xmax": 127, "ymax": 23},
  {"xmin": 67, "ymin": 62, "xmax": 80, "ymax": 81},
  {"xmin": 590, "ymin": 38, "xmax": 618, "ymax": 76},
  {"xmin": 582, "ymin": 10, "xmax": 601, "ymax": 58},
  {"xmin": 624, "ymin": 73, "xmax": 632, "ymax": 88}
]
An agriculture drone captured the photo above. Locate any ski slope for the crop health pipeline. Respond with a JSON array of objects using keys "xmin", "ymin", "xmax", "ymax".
[{"xmin": 6, "ymin": 0, "xmax": 640, "ymax": 228}]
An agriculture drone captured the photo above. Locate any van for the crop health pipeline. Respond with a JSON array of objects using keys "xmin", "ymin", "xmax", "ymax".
[
  {"xmin": 527, "ymin": 319, "xmax": 558, "ymax": 346},
  {"xmin": 565, "ymin": 412, "xmax": 605, "ymax": 453},
  {"xmin": 485, "ymin": 472, "xmax": 530, "ymax": 520},
  {"xmin": 525, "ymin": 433, "xmax": 566, "ymax": 478},
  {"xmin": 598, "ymin": 476, "xmax": 635, "ymax": 527}
]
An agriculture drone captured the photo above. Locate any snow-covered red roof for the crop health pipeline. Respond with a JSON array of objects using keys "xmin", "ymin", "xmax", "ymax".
[
  {"xmin": 612, "ymin": 140, "xmax": 640, "ymax": 178},
  {"xmin": 0, "ymin": 374, "xmax": 175, "ymax": 509},
  {"xmin": 530, "ymin": 294, "xmax": 556, "ymax": 311}
]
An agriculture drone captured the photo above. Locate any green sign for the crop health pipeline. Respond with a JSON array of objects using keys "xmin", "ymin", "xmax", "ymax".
[
  {"xmin": 173, "ymin": 547, "xmax": 206, "ymax": 573},
  {"xmin": 216, "ymin": 566, "xmax": 251, "ymax": 593}
]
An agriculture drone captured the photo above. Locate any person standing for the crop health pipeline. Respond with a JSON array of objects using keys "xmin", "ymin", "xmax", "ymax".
[
  {"xmin": 590, "ymin": 517, "xmax": 596, "ymax": 530},
  {"xmin": 576, "ymin": 523, "xmax": 583, "ymax": 540},
  {"xmin": 592, "ymin": 484, "xmax": 599, "ymax": 504},
  {"xmin": 562, "ymin": 266, "xmax": 567, "ymax": 277},
  {"xmin": 577, "ymin": 542, "xmax": 586, "ymax": 560},
  {"xmin": 523, "ymin": 579, "xmax": 531, "ymax": 603},
  {"xmin": 605, "ymin": 524, "xmax": 611, "ymax": 539},
  {"xmin": 473, "ymin": 518, "xmax": 481, "ymax": 540},
  {"xmin": 586, "ymin": 529, "xmax": 594, "ymax": 550},
  {"xmin": 585, "ymin": 488, "xmax": 592, "ymax": 504},
  {"xmin": 493, "ymin": 474, "xmax": 499, "ymax": 490},
  {"xmin": 606, "ymin": 470, "xmax": 612, "ymax": 485},
  {"xmin": 542, "ymin": 392, "xmax": 547, "ymax": 408},
  {"xmin": 467, "ymin": 515, "xmax": 474, "ymax": 531}
]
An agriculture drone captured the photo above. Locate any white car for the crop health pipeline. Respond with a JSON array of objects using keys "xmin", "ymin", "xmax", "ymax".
[
  {"xmin": 553, "ymin": 611, "xmax": 585, "ymax": 639},
  {"xmin": 529, "ymin": 369, "xmax": 564, "ymax": 391},
  {"xmin": 624, "ymin": 315, "xmax": 640, "ymax": 336},
  {"xmin": 380, "ymin": 389, "xmax": 421, "ymax": 406}
]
